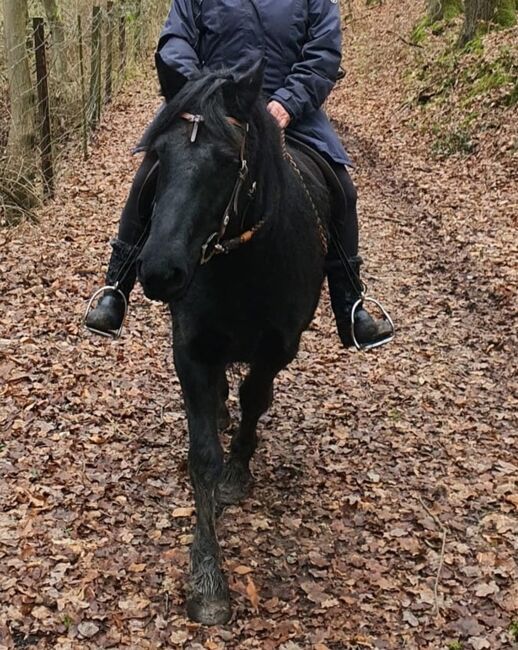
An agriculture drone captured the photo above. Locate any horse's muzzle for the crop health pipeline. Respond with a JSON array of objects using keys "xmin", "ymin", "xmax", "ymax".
[{"xmin": 137, "ymin": 257, "xmax": 188, "ymax": 303}]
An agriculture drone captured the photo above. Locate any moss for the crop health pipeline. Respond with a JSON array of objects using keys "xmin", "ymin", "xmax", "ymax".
[
  {"xmin": 432, "ymin": 127, "xmax": 475, "ymax": 157},
  {"xmin": 447, "ymin": 643, "xmax": 463, "ymax": 650},
  {"xmin": 428, "ymin": 0, "xmax": 463, "ymax": 22},
  {"xmin": 469, "ymin": 70, "xmax": 512, "ymax": 97},
  {"xmin": 504, "ymin": 80, "xmax": 518, "ymax": 105},
  {"xmin": 462, "ymin": 36, "xmax": 484, "ymax": 54},
  {"xmin": 411, "ymin": 0, "xmax": 463, "ymax": 45},
  {"xmin": 495, "ymin": 0, "xmax": 518, "ymax": 28},
  {"xmin": 409, "ymin": 6, "xmax": 517, "ymax": 158},
  {"xmin": 62, "ymin": 615, "xmax": 74, "ymax": 630},
  {"xmin": 442, "ymin": 0, "xmax": 463, "ymax": 21},
  {"xmin": 411, "ymin": 16, "xmax": 430, "ymax": 45},
  {"xmin": 510, "ymin": 620, "xmax": 518, "ymax": 642},
  {"xmin": 461, "ymin": 111, "xmax": 480, "ymax": 127}
]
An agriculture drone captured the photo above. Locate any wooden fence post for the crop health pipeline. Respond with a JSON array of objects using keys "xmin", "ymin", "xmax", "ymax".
[
  {"xmin": 89, "ymin": 6, "xmax": 102, "ymax": 130},
  {"xmin": 78, "ymin": 15, "xmax": 88, "ymax": 160},
  {"xmin": 134, "ymin": 0, "xmax": 143, "ymax": 58},
  {"xmin": 105, "ymin": 1, "xmax": 114, "ymax": 102},
  {"xmin": 119, "ymin": 3, "xmax": 127, "ymax": 77},
  {"xmin": 33, "ymin": 17, "xmax": 54, "ymax": 198}
]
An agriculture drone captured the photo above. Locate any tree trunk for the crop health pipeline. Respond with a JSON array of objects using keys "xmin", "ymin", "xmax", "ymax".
[
  {"xmin": 460, "ymin": 0, "xmax": 517, "ymax": 43},
  {"xmin": 427, "ymin": 0, "xmax": 463, "ymax": 22},
  {"xmin": 3, "ymin": 0, "xmax": 36, "ymax": 181},
  {"xmin": 41, "ymin": 0, "xmax": 69, "ymax": 80}
]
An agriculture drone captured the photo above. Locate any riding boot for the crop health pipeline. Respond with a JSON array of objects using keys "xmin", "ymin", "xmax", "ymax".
[
  {"xmin": 326, "ymin": 255, "xmax": 393, "ymax": 349},
  {"xmin": 85, "ymin": 239, "xmax": 137, "ymax": 335}
]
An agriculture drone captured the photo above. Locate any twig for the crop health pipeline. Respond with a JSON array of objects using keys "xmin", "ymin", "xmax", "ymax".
[
  {"xmin": 343, "ymin": 13, "xmax": 371, "ymax": 26},
  {"xmin": 418, "ymin": 497, "xmax": 447, "ymax": 616},
  {"xmin": 372, "ymin": 215, "xmax": 405, "ymax": 225},
  {"xmin": 386, "ymin": 29, "xmax": 425, "ymax": 49}
]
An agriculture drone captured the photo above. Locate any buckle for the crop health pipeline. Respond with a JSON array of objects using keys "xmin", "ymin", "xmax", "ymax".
[
  {"xmin": 201, "ymin": 232, "xmax": 224, "ymax": 265},
  {"xmin": 84, "ymin": 285, "xmax": 128, "ymax": 339},
  {"xmin": 351, "ymin": 296, "xmax": 395, "ymax": 351}
]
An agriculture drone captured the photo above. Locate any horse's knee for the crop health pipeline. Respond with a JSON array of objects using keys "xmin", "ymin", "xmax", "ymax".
[{"xmin": 189, "ymin": 439, "xmax": 224, "ymax": 487}]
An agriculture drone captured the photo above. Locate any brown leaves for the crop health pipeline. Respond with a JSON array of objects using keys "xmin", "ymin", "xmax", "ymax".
[{"xmin": 0, "ymin": 5, "xmax": 516, "ymax": 648}]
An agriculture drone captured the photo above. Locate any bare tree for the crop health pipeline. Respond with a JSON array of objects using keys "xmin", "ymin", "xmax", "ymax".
[
  {"xmin": 3, "ymin": 0, "xmax": 36, "ymax": 200},
  {"xmin": 41, "ymin": 0, "xmax": 69, "ymax": 80},
  {"xmin": 459, "ymin": 0, "xmax": 517, "ymax": 43}
]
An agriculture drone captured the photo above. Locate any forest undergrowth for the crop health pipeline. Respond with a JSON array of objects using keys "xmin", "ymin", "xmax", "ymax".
[{"xmin": 0, "ymin": 0, "xmax": 516, "ymax": 648}]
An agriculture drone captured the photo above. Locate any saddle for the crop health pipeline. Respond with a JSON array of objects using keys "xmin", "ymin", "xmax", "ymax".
[{"xmin": 285, "ymin": 134, "xmax": 348, "ymax": 222}]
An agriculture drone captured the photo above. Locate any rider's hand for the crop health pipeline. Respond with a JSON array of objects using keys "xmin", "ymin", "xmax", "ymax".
[{"xmin": 267, "ymin": 101, "xmax": 291, "ymax": 129}]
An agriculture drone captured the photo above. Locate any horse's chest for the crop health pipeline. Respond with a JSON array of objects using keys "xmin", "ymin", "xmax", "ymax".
[{"xmin": 176, "ymin": 270, "xmax": 312, "ymax": 363}]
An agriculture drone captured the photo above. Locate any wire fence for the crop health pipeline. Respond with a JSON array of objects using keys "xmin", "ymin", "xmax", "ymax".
[{"xmin": 0, "ymin": 0, "xmax": 170, "ymax": 223}]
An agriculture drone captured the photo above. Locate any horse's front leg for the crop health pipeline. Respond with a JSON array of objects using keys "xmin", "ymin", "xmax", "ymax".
[{"xmin": 174, "ymin": 348, "xmax": 230, "ymax": 625}]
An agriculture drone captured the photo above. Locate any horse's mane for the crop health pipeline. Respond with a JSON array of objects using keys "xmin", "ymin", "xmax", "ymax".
[{"xmin": 138, "ymin": 69, "xmax": 294, "ymax": 231}]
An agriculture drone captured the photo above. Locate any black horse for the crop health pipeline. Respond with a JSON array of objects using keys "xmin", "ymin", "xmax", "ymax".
[{"xmin": 137, "ymin": 63, "xmax": 334, "ymax": 625}]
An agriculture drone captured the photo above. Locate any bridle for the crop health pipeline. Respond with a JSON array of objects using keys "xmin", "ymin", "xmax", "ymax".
[{"xmin": 179, "ymin": 112, "xmax": 264, "ymax": 265}]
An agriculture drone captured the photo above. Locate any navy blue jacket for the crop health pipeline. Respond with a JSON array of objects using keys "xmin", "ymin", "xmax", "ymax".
[{"xmin": 156, "ymin": 0, "xmax": 350, "ymax": 165}]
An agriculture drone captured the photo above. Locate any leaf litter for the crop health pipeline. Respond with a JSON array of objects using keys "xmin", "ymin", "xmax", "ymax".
[{"xmin": 0, "ymin": 0, "xmax": 516, "ymax": 647}]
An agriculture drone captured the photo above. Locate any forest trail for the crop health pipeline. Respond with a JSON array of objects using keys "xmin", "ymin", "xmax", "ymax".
[{"xmin": 1, "ymin": 2, "xmax": 516, "ymax": 649}]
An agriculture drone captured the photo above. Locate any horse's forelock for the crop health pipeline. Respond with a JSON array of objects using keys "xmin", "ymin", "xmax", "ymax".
[{"xmin": 136, "ymin": 71, "xmax": 242, "ymax": 151}]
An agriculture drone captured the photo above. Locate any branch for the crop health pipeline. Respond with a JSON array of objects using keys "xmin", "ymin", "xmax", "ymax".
[
  {"xmin": 419, "ymin": 497, "xmax": 447, "ymax": 616},
  {"xmin": 386, "ymin": 29, "xmax": 425, "ymax": 49}
]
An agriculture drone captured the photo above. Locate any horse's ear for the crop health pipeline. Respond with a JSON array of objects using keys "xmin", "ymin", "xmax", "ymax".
[
  {"xmin": 155, "ymin": 53, "xmax": 188, "ymax": 101},
  {"xmin": 225, "ymin": 59, "xmax": 265, "ymax": 118}
]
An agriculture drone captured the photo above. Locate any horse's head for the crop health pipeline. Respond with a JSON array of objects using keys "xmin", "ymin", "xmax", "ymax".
[{"xmin": 136, "ymin": 63, "xmax": 265, "ymax": 303}]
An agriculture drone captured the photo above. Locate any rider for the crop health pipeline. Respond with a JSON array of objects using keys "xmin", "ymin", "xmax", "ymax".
[{"xmin": 86, "ymin": 0, "xmax": 393, "ymax": 349}]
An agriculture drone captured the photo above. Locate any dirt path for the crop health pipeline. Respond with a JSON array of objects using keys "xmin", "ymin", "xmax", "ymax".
[{"xmin": 1, "ymin": 4, "xmax": 516, "ymax": 649}]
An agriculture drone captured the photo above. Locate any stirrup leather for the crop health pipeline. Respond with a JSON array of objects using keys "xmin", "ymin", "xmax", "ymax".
[
  {"xmin": 350, "ymin": 295, "xmax": 395, "ymax": 351},
  {"xmin": 83, "ymin": 284, "xmax": 128, "ymax": 339}
]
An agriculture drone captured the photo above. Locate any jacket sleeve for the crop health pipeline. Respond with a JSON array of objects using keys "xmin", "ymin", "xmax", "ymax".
[
  {"xmin": 270, "ymin": 0, "xmax": 342, "ymax": 121},
  {"xmin": 155, "ymin": 0, "xmax": 201, "ymax": 83}
]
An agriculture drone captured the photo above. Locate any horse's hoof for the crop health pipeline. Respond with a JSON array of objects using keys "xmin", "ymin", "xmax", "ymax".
[
  {"xmin": 186, "ymin": 596, "xmax": 231, "ymax": 625},
  {"xmin": 217, "ymin": 460, "xmax": 253, "ymax": 506}
]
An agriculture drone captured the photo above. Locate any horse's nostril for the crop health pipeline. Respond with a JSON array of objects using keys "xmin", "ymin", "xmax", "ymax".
[
  {"xmin": 139, "ymin": 259, "xmax": 189, "ymax": 302},
  {"xmin": 170, "ymin": 267, "xmax": 187, "ymax": 289}
]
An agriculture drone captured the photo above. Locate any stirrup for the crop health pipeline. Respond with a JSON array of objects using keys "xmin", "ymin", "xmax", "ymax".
[
  {"xmin": 351, "ymin": 295, "xmax": 395, "ymax": 351},
  {"xmin": 83, "ymin": 284, "xmax": 128, "ymax": 339}
]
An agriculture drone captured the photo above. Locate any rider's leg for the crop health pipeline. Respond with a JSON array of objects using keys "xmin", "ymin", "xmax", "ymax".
[
  {"xmin": 326, "ymin": 163, "xmax": 392, "ymax": 348},
  {"xmin": 86, "ymin": 152, "xmax": 158, "ymax": 334}
]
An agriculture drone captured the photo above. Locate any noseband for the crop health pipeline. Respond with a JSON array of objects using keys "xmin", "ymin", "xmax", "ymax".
[{"xmin": 179, "ymin": 112, "xmax": 263, "ymax": 265}]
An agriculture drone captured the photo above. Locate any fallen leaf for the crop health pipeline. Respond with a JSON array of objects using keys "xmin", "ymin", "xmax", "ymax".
[
  {"xmin": 403, "ymin": 610, "xmax": 419, "ymax": 627},
  {"xmin": 172, "ymin": 507, "xmax": 195, "ymax": 518},
  {"xmin": 234, "ymin": 565, "xmax": 253, "ymax": 575},
  {"xmin": 77, "ymin": 621, "xmax": 100, "ymax": 639},
  {"xmin": 475, "ymin": 582, "xmax": 499, "ymax": 597},
  {"xmin": 246, "ymin": 577, "xmax": 260, "ymax": 610},
  {"xmin": 468, "ymin": 637, "xmax": 490, "ymax": 650}
]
